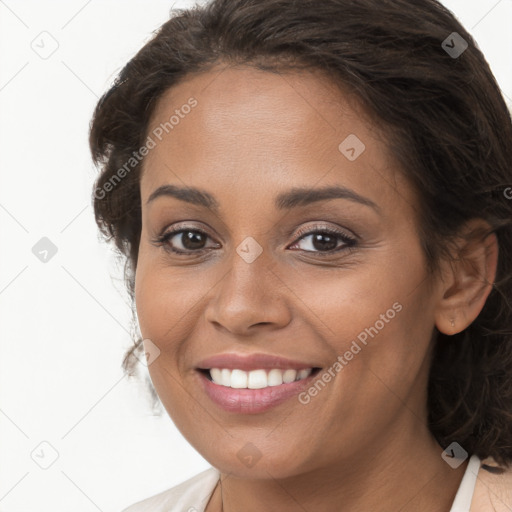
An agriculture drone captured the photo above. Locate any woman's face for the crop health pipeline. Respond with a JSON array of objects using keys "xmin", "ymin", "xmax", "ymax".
[{"xmin": 135, "ymin": 65, "xmax": 442, "ymax": 478}]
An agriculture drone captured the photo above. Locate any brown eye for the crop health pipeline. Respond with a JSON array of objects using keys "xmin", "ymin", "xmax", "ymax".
[
  {"xmin": 309, "ymin": 233, "xmax": 338, "ymax": 251},
  {"xmin": 177, "ymin": 230, "xmax": 208, "ymax": 250},
  {"xmin": 155, "ymin": 228, "xmax": 219, "ymax": 254},
  {"xmin": 289, "ymin": 228, "xmax": 357, "ymax": 255}
]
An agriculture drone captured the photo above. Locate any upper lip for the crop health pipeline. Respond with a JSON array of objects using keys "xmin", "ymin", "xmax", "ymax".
[{"xmin": 196, "ymin": 353, "xmax": 320, "ymax": 371}]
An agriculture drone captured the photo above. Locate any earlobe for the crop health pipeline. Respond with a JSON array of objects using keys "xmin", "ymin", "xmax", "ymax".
[{"xmin": 434, "ymin": 220, "xmax": 499, "ymax": 336}]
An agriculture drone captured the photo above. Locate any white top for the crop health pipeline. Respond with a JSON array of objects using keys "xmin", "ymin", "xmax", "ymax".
[
  {"xmin": 123, "ymin": 455, "xmax": 481, "ymax": 512},
  {"xmin": 450, "ymin": 454, "xmax": 481, "ymax": 512}
]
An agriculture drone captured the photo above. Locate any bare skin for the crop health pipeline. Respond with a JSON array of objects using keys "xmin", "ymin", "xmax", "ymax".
[{"xmin": 134, "ymin": 65, "xmax": 498, "ymax": 511}]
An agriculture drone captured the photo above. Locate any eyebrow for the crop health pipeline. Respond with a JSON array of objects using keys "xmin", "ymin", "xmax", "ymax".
[{"xmin": 146, "ymin": 184, "xmax": 380, "ymax": 213}]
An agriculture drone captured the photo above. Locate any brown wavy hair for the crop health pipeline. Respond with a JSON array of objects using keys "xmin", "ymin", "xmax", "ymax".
[{"xmin": 89, "ymin": 0, "xmax": 512, "ymax": 466}]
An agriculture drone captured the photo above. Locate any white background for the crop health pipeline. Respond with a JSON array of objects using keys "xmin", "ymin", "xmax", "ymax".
[{"xmin": 0, "ymin": 1, "xmax": 511, "ymax": 511}]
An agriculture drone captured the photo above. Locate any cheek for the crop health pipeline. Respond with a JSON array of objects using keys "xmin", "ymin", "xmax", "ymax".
[
  {"xmin": 290, "ymin": 261, "xmax": 405, "ymax": 341},
  {"xmin": 134, "ymin": 260, "xmax": 205, "ymax": 418},
  {"xmin": 298, "ymin": 248, "xmax": 433, "ymax": 379},
  {"xmin": 134, "ymin": 254, "xmax": 208, "ymax": 341}
]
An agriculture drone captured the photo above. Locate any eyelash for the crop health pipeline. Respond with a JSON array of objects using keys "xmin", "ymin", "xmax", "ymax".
[{"xmin": 152, "ymin": 224, "xmax": 358, "ymax": 257}]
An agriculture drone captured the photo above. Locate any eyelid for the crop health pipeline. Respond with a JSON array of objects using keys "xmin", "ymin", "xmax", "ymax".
[
  {"xmin": 292, "ymin": 223, "xmax": 357, "ymax": 243},
  {"xmin": 154, "ymin": 221, "xmax": 358, "ymax": 256},
  {"xmin": 286, "ymin": 223, "xmax": 358, "ymax": 256},
  {"xmin": 158, "ymin": 221, "xmax": 215, "ymax": 240},
  {"xmin": 152, "ymin": 222, "xmax": 219, "ymax": 254}
]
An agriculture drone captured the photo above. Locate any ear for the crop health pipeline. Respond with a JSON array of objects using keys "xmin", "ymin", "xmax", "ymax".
[{"xmin": 434, "ymin": 219, "xmax": 499, "ymax": 335}]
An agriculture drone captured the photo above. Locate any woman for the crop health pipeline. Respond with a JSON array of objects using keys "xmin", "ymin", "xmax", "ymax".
[{"xmin": 89, "ymin": 0, "xmax": 512, "ymax": 510}]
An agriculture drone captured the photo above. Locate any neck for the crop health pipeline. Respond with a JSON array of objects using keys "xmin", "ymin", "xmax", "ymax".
[{"xmin": 208, "ymin": 421, "xmax": 468, "ymax": 512}]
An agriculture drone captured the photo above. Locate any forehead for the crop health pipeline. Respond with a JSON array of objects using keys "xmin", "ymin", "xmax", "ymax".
[
  {"xmin": 144, "ymin": 64, "xmax": 375, "ymax": 156},
  {"xmin": 140, "ymin": 65, "xmax": 413, "ymax": 217}
]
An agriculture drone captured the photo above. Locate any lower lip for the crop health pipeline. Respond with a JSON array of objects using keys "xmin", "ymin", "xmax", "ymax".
[{"xmin": 197, "ymin": 370, "xmax": 317, "ymax": 414}]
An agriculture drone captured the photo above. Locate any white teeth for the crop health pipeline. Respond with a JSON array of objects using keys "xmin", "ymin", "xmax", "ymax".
[
  {"xmin": 297, "ymin": 369, "xmax": 311, "ymax": 380},
  {"xmin": 208, "ymin": 368, "xmax": 313, "ymax": 389},
  {"xmin": 210, "ymin": 368, "xmax": 222, "ymax": 383},
  {"xmin": 231, "ymin": 369, "xmax": 248, "ymax": 388},
  {"xmin": 267, "ymin": 368, "xmax": 283, "ymax": 387},
  {"xmin": 283, "ymin": 369, "xmax": 297, "ymax": 383},
  {"xmin": 221, "ymin": 369, "xmax": 231, "ymax": 387},
  {"xmin": 247, "ymin": 369, "xmax": 267, "ymax": 389}
]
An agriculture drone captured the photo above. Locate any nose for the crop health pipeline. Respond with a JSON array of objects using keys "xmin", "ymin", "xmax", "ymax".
[{"xmin": 204, "ymin": 247, "xmax": 292, "ymax": 336}]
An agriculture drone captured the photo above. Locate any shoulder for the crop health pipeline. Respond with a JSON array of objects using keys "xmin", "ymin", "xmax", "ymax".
[
  {"xmin": 121, "ymin": 467, "xmax": 220, "ymax": 512},
  {"xmin": 471, "ymin": 457, "xmax": 512, "ymax": 512}
]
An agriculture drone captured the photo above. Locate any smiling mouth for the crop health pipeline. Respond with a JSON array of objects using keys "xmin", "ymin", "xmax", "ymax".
[{"xmin": 199, "ymin": 367, "xmax": 322, "ymax": 389}]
